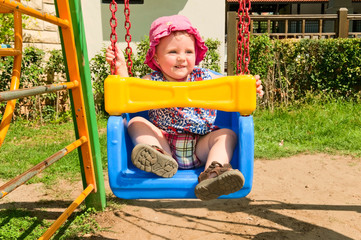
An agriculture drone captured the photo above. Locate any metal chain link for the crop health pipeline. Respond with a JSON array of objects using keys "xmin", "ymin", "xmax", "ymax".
[
  {"xmin": 237, "ymin": 0, "xmax": 251, "ymax": 75},
  {"xmin": 124, "ymin": 0, "xmax": 133, "ymax": 76},
  {"xmin": 109, "ymin": 0, "xmax": 118, "ymax": 75}
]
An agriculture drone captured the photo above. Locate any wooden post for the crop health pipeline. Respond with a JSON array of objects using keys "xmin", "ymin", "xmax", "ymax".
[
  {"xmin": 227, "ymin": 11, "xmax": 237, "ymax": 76},
  {"xmin": 337, "ymin": 8, "xmax": 349, "ymax": 38}
]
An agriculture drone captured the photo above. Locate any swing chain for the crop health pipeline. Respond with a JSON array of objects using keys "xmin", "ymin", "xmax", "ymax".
[
  {"xmin": 124, "ymin": 0, "xmax": 133, "ymax": 76},
  {"xmin": 237, "ymin": 0, "xmax": 251, "ymax": 75},
  {"xmin": 109, "ymin": 0, "xmax": 118, "ymax": 75}
]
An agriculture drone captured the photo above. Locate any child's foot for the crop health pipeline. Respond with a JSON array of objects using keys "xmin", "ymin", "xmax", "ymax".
[
  {"xmin": 131, "ymin": 144, "xmax": 178, "ymax": 178},
  {"xmin": 194, "ymin": 161, "xmax": 244, "ymax": 200}
]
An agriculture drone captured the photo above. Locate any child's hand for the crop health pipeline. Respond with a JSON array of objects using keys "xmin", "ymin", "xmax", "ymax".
[
  {"xmin": 106, "ymin": 45, "xmax": 129, "ymax": 76},
  {"xmin": 255, "ymin": 75, "xmax": 264, "ymax": 97}
]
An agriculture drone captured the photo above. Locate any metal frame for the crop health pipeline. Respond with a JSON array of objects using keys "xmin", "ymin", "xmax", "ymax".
[{"xmin": 0, "ymin": 0, "xmax": 105, "ymax": 239}]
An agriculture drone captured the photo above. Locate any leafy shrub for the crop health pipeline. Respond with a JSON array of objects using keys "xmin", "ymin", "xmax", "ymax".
[
  {"xmin": 0, "ymin": 12, "xmax": 28, "ymax": 43},
  {"xmin": 90, "ymin": 48, "xmax": 110, "ymax": 114},
  {"xmin": 247, "ymin": 36, "xmax": 361, "ymax": 109},
  {"xmin": 131, "ymin": 35, "xmax": 152, "ymax": 77},
  {"xmin": 202, "ymin": 38, "xmax": 221, "ymax": 73},
  {"xmin": 0, "ymin": 48, "xmax": 69, "ymax": 122},
  {"xmin": 0, "ymin": 14, "xmax": 14, "ymax": 43}
]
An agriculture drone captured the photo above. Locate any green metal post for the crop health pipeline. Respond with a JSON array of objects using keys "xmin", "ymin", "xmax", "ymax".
[
  {"xmin": 54, "ymin": 0, "xmax": 106, "ymax": 210},
  {"xmin": 68, "ymin": 0, "xmax": 106, "ymax": 210}
]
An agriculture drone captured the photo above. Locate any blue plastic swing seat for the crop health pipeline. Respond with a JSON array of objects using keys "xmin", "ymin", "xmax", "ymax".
[{"xmin": 107, "ymin": 111, "xmax": 254, "ymax": 199}]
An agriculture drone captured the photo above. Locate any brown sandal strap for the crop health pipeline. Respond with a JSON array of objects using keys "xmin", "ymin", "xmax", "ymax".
[{"xmin": 198, "ymin": 161, "xmax": 233, "ymax": 183}]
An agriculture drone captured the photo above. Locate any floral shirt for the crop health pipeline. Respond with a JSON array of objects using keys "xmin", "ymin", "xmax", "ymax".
[{"xmin": 148, "ymin": 67, "xmax": 218, "ymax": 135}]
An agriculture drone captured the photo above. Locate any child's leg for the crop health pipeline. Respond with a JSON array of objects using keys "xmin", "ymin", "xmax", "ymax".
[
  {"xmin": 195, "ymin": 128, "xmax": 244, "ymax": 200},
  {"xmin": 127, "ymin": 116, "xmax": 178, "ymax": 177},
  {"xmin": 128, "ymin": 116, "xmax": 172, "ymax": 154},
  {"xmin": 195, "ymin": 128, "xmax": 237, "ymax": 169}
]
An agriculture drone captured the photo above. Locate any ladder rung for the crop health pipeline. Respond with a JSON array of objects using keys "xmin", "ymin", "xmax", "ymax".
[
  {"xmin": 0, "ymin": 0, "xmax": 69, "ymax": 29},
  {"xmin": 38, "ymin": 184, "xmax": 94, "ymax": 240},
  {"xmin": 0, "ymin": 81, "xmax": 79, "ymax": 102},
  {"xmin": 0, "ymin": 8, "xmax": 13, "ymax": 14},
  {"xmin": 0, "ymin": 136, "xmax": 87, "ymax": 199},
  {"xmin": 0, "ymin": 48, "xmax": 21, "ymax": 56}
]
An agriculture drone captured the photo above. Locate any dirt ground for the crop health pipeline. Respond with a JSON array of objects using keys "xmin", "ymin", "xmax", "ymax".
[{"xmin": 2, "ymin": 153, "xmax": 361, "ymax": 240}]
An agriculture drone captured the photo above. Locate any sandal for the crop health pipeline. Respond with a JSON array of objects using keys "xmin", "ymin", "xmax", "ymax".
[
  {"xmin": 131, "ymin": 144, "xmax": 178, "ymax": 178},
  {"xmin": 194, "ymin": 161, "xmax": 245, "ymax": 201}
]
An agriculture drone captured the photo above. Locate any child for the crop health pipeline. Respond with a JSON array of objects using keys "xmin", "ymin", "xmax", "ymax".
[{"xmin": 106, "ymin": 15, "xmax": 264, "ymax": 201}]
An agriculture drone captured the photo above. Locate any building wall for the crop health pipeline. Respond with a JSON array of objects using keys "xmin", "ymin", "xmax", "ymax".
[
  {"xmin": 326, "ymin": 0, "xmax": 354, "ymax": 13},
  {"xmin": 23, "ymin": 0, "xmax": 61, "ymax": 50},
  {"xmin": 355, "ymin": 3, "xmax": 361, "ymax": 14},
  {"xmin": 290, "ymin": 4, "xmax": 326, "ymax": 14},
  {"xmin": 80, "ymin": 0, "xmax": 103, "ymax": 59}
]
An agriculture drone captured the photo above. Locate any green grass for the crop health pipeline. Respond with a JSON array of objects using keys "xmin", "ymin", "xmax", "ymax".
[
  {"xmin": 254, "ymin": 98, "xmax": 361, "ymax": 159},
  {"xmin": 0, "ymin": 118, "xmax": 108, "ymax": 185},
  {"xmin": 0, "ymin": 206, "xmax": 99, "ymax": 239}
]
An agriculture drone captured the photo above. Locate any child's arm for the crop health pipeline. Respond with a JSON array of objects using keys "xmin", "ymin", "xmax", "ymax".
[
  {"xmin": 255, "ymin": 75, "xmax": 264, "ymax": 97},
  {"xmin": 106, "ymin": 45, "xmax": 129, "ymax": 77}
]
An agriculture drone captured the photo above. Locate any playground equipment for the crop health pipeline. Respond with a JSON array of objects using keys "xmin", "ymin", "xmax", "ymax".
[
  {"xmin": 0, "ymin": 0, "xmax": 105, "ymax": 239},
  {"xmin": 105, "ymin": 0, "xmax": 255, "ymax": 199}
]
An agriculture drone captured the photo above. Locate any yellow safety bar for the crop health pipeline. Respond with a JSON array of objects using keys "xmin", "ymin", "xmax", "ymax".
[{"xmin": 104, "ymin": 75, "xmax": 257, "ymax": 115}]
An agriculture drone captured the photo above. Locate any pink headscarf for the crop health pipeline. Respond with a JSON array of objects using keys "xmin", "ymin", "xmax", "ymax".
[{"xmin": 144, "ymin": 15, "xmax": 208, "ymax": 71}]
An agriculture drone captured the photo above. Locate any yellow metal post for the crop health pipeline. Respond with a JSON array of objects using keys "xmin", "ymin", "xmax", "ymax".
[
  {"xmin": 38, "ymin": 184, "xmax": 94, "ymax": 240},
  {"xmin": 55, "ymin": 0, "xmax": 96, "ymax": 191},
  {"xmin": 0, "ymin": 5, "xmax": 22, "ymax": 146}
]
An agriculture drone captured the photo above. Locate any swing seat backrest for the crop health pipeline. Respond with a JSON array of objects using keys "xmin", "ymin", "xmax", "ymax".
[{"xmin": 105, "ymin": 75, "xmax": 256, "ymax": 199}]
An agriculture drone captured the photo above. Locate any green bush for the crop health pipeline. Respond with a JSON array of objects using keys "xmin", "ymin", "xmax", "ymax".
[
  {"xmin": 202, "ymin": 38, "xmax": 221, "ymax": 73},
  {"xmin": 0, "ymin": 11, "xmax": 28, "ymax": 43},
  {"xmin": 0, "ymin": 14, "xmax": 14, "ymax": 43},
  {"xmin": 248, "ymin": 36, "xmax": 361, "ymax": 108},
  {"xmin": 90, "ymin": 48, "xmax": 110, "ymax": 114},
  {"xmin": 131, "ymin": 35, "xmax": 152, "ymax": 77},
  {"xmin": 0, "ymin": 48, "xmax": 69, "ymax": 122}
]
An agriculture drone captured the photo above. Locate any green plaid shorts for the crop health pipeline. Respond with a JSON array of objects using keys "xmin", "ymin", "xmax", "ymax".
[{"xmin": 163, "ymin": 131, "xmax": 203, "ymax": 169}]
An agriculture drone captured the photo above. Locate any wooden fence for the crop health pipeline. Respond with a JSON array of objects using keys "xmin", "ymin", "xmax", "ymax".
[{"xmin": 227, "ymin": 8, "xmax": 361, "ymax": 75}]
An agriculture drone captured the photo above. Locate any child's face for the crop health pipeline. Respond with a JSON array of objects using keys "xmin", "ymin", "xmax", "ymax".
[{"xmin": 154, "ymin": 32, "xmax": 196, "ymax": 82}]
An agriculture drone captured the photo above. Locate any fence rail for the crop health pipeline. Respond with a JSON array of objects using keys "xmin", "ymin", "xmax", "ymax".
[
  {"xmin": 250, "ymin": 14, "xmax": 339, "ymax": 39},
  {"xmin": 227, "ymin": 8, "xmax": 361, "ymax": 75}
]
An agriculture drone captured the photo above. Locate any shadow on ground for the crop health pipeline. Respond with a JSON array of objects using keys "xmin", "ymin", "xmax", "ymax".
[
  {"xmin": 1, "ymin": 196, "xmax": 360, "ymax": 239},
  {"xmin": 106, "ymin": 197, "xmax": 360, "ymax": 240}
]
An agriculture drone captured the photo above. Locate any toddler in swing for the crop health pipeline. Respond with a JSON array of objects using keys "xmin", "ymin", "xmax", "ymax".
[{"xmin": 106, "ymin": 15, "xmax": 263, "ymax": 200}]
